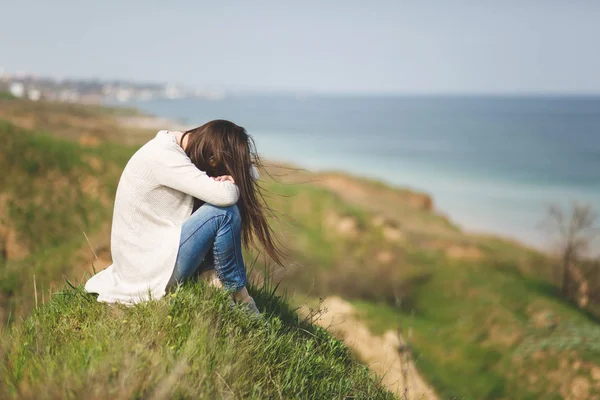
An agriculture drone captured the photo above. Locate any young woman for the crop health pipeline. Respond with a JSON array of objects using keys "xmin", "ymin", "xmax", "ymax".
[{"xmin": 84, "ymin": 120, "xmax": 283, "ymax": 315}]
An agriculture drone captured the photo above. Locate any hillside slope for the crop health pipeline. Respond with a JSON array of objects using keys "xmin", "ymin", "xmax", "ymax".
[
  {"xmin": 252, "ymin": 166, "xmax": 600, "ymax": 399},
  {"xmin": 0, "ymin": 282, "xmax": 393, "ymax": 399},
  {"xmin": 0, "ymin": 97, "xmax": 152, "ymax": 144},
  {"xmin": 0, "ymin": 97, "xmax": 161, "ymax": 322},
  {"xmin": 0, "ymin": 120, "xmax": 131, "ymax": 321},
  {"xmin": 0, "ymin": 99, "xmax": 397, "ymax": 399},
  {"xmin": 302, "ymin": 296, "xmax": 438, "ymax": 398}
]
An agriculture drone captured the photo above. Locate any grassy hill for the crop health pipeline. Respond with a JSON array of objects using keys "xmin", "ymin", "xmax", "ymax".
[
  {"xmin": 1, "ymin": 97, "xmax": 600, "ymax": 399},
  {"xmin": 0, "ymin": 96, "xmax": 150, "ymax": 144},
  {"xmin": 0, "ymin": 120, "xmax": 128, "ymax": 320},
  {"xmin": 0, "ymin": 97, "xmax": 163, "ymax": 321},
  {"xmin": 0, "ymin": 99, "xmax": 394, "ymax": 399},
  {"xmin": 0, "ymin": 282, "xmax": 392, "ymax": 399},
  {"xmin": 251, "ymin": 169, "xmax": 600, "ymax": 399}
]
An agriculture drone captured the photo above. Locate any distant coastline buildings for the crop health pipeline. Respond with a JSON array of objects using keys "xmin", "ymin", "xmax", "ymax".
[{"xmin": 0, "ymin": 68, "xmax": 226, "ymax": 103}]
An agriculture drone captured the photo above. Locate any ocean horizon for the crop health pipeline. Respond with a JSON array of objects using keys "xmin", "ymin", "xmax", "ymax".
[{"xmin": 118, "ymin": 94, "xmax": 600, "ymax": 254}]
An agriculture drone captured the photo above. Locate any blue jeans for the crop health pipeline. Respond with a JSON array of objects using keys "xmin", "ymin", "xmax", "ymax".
[{"xmin": 169, "ymin": 204, "xmax": 247, "ymax": 292}]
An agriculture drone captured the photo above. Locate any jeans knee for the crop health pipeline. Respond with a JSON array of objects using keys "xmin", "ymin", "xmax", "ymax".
[
  {"xmin": 197, "ymin": 203, "xmax": 240, "ymax": 226},
  {"xmin": 222, "ymin": 204, "xmax": 241, "ymax": 222}
]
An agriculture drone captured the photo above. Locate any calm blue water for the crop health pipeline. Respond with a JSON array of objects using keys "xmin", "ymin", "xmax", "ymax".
[{"xmin": 122, "ymin": 95, "xmax": 600, "ymax": 252}]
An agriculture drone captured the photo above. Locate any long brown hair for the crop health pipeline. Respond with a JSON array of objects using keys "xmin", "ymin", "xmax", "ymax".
[{"xmin": 181, "ymin": 120, "xmax": 284, "ymax": 266}]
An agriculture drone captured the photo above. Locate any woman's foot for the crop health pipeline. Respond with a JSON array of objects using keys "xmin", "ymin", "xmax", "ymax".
[
  {"xmin": 240, "ymin": 297, "xmax": 261, "ymax": 316},
  {"xmin": 234, "ymin": 287, "xmax": 261, "ymax": 317}
]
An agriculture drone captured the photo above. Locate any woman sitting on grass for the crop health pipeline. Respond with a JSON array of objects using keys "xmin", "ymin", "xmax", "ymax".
[{"xmin": 85, "ymin": 120, "xmax": 283, "ymax": 315}]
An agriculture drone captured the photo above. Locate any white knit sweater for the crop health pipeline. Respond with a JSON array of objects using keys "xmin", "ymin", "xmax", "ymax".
[{"xmin": 85, "ymin": 131, "xmax": 242, "ymax": 304}]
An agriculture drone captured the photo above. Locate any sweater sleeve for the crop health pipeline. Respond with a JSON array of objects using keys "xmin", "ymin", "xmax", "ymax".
[
  {"xmin": 152, "ymin": 148, "xmax": 240, "ymax": 207},
  {"xmin": 251, "ymin": 164, "xmax": 260, "ymax": 180}
]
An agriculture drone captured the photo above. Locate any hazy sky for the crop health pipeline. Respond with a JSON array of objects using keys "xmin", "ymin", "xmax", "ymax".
[{"xmin": 2, "ymin": 0, "xmax": 599, "ymax": 94}]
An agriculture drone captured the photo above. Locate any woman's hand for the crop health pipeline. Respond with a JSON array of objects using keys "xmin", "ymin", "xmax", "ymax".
[{"xmin": 212, "ymin": 175, "xmax": 235, "ymax": 184}]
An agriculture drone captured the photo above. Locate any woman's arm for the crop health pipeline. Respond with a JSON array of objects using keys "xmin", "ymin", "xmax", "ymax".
[
  {"xmin": 152, "ymin": 150, "xmax": 239, "ymax": 207},
  {"xmin": 214, "ymin": 163, "xmax": 259, "ymax": 183}
]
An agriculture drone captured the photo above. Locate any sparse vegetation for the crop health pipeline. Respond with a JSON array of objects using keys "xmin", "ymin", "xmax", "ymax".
[
  {"xmin": 544, "ymin": 203, "xmax": 599, "ymax": 314},
  {"xmin": 546, "ymin": 203, "xmax": 598, "ymax": 295}
]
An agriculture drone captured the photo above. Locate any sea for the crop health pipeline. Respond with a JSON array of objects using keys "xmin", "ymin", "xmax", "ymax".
[{"xmin": 121, "ymin": 95, "xmax": 600, "ymax": 253}]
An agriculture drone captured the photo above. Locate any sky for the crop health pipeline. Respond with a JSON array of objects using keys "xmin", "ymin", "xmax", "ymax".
[{"xmin": 1, "ymin": 0, "xmax": 600, "ymax": 94}]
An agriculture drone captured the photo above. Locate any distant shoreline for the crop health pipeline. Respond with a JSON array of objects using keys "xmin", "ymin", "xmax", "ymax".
[
  {"xmin": 112, "ymin": 98, "xmax": 600, "ymax": 257},
  {"xmin": 116, "ymin": 114, "xmax": 191, "ymax": 132},
  {"xmin": 115, "ymin": 110, "xmax": 548, "ymax": 252}
]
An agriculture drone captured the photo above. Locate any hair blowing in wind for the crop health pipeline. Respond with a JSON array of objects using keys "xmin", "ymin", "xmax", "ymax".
[{"xmin": 181, "ymin": 120, "xmax": 285, "ymax": 266}]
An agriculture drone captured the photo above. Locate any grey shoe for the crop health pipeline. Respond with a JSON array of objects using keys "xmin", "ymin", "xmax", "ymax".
[{"xmin": 241, "ymin": 297, "xmax": 261, "ymax": 316}]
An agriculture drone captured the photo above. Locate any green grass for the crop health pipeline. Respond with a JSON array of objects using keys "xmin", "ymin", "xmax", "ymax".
[
  {"xmin": 0, "ymin": 92, "xmax": 15, "ymax": 100},
  {"xmin": 0, "ymin": 97, "xmax": 154, "ymax": 144},
  {"xmin": 347, "ymin": 259, "xmax": 600, "ymax": 399},
  {"xmin": 0, "ymin": 119, "xmax": 137, "ymax": 320},
  {"xmin": 0, "ymin": 102, "xmax": 396, "ymax": 399},
  {"xmin": 0, "ymin": 281, "xmax": 394, "ymax": 399},
  {"xmin": 253, "ymin": 179, "xmax": 431, "ymax": 305},
  {"xmin": 253, "ymin": 170, "xmax": 600, "ymax": 399}
]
